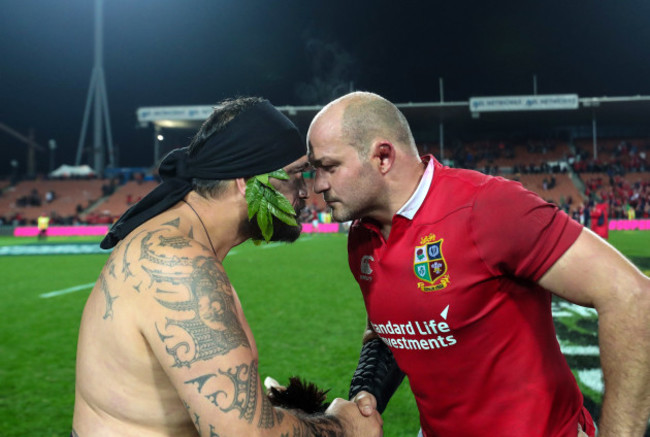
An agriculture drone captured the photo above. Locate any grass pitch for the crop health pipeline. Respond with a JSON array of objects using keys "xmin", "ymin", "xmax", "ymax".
[{"xmin": 0, "ymin": 231, "xmax": 648, "ymax": 436}]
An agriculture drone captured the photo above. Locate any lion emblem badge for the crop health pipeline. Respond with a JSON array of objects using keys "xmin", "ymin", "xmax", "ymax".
[{"xmin": 413, "ymin": 234, "xmax": 450, "ymax": 292}]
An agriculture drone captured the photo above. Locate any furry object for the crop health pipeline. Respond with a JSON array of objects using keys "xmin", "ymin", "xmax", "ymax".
[{"xmin": 267, "ymin": 377, "xmax": 331, "ymax": 414}]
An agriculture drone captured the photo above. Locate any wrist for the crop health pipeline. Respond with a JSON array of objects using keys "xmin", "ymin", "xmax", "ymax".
[{"xmin": 349, "ymin": 338, "xmax": 405, "ymax": 413}]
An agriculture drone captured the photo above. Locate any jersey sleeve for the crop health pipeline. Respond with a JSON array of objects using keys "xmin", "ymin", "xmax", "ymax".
[{"xmin": 470, "ymin": 177, "xmax": 583, "ymax": 281}]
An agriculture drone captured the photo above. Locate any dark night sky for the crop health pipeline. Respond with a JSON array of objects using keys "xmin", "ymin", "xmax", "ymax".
[{"xmin": 1, "ymin": 0, "xmax": 650, "ymax": 177}]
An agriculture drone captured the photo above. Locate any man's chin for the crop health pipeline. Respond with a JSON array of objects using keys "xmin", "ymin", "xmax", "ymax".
[{"xmin": 329, "ymin": 207, "xmax": 349, "ymax": 223}]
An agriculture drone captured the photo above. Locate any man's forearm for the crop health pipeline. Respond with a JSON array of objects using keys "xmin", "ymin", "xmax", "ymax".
[
  {"xmin": 290, "ymin": 411, "xmax": 344, "ymax": 437},
  {"xmin": 597, "ymin": 295, "xmax": 650, "ymax": 436},
  {"xmin": 349, "ymin": 337, "xmax": 405, "ymax": 413}
]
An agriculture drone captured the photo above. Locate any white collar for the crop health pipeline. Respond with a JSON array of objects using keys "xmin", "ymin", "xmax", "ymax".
[{"xmin": 396, "ymin": 158, "xmax": 434, "ymax": 220}]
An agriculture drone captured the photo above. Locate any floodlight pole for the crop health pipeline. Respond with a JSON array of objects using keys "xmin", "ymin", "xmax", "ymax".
[{"xmin": 76, "ymin": 0, "xmax": 115, "ymax": 176}]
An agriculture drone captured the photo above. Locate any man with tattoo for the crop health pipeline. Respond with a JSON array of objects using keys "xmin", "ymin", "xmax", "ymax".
[{"xmin": 72, "ymin": 97, "xmax": 383, "ymax": 437}]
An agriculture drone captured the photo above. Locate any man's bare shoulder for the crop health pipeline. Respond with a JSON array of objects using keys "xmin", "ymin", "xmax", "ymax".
[
  {"xmin": 74, "ymin": 213, "xmax": 240, "ymax": 435},
  {"xmin": 116, "ymin": 215, "xmax": 216, "ymax": 278},
  {"xmin": 99, "ymin": 215, "xmax": 215, "ymax": 298},
  {"xmin": 97, "ymin": 213, "xmax": 249, "ymax": 352}
]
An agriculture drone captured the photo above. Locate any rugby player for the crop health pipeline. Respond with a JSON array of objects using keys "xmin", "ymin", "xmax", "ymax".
[{"xmin": 307, "ymin": 91, "xmax": 650, "ymax": 437}]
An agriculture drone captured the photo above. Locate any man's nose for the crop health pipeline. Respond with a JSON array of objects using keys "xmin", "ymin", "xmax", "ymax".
[{"xmin": 313, "ymin": 169, "xmax": 328, "ymax": 194}]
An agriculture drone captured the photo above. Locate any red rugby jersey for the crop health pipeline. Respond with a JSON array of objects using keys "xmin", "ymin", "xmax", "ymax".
[{"xmin": 348, "ymin": 157, "xmax": 595, "ymax": 437}]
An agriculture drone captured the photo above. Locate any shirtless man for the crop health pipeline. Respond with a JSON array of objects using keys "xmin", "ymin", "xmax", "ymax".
[{"xmin": 72, "ymin": 97, "xmax": 383, "ymax": 437}]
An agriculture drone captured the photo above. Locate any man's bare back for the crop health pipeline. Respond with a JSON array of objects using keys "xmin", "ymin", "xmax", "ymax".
[
  {"xmin": 74, "ymin": 210, "xmax": 253, "ymax": 436},
  {"xmin": 73, "ymin": 207, "xmax": 381, "ymax": 436}
]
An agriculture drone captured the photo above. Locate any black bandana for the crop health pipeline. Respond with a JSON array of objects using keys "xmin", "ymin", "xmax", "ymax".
[{"xmin": 100, "ymin": 100, "xmax": 304, "ymax": 249}]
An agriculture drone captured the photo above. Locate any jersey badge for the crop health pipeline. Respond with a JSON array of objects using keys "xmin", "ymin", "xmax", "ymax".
[
  {"xmin": 359, "ymin": 255, "xmax": 374, "ymax": 281},
  {"xmin": 413, "ymin": 233, "xmax": 450, "ymax": 292}
]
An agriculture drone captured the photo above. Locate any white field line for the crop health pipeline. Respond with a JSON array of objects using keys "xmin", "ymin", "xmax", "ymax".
[
  {"xmin": 577, "ymin": 368, "xmax": 604, "ymax": 394},
  {"xmin": 40, "ymin": 282, "xmax": 96, "ymax": 299},
  {"xmin": 553, "ymin": 300, "xmax": 603, "ymax": 394},
  {"xmin": 552, "ymin": 300, "xmax": 598, "ymax": 318},
  {"xmin": 559, "ymin": 345, "xmax": 600, "ymax": 356}
]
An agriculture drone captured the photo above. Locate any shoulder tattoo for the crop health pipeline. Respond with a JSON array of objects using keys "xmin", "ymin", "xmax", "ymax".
[{"xmin": 139, "ymin": 229, "xmax": 250, "ymax": 367}]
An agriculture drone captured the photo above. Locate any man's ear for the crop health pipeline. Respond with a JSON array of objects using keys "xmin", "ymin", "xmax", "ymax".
[
  {"xmin": 235, "ymin": 178, "xmax": 247, "ymax": 196},
  {"xmin": 371, "ymin": 141, "xmax": 396, "ymax": 175}
]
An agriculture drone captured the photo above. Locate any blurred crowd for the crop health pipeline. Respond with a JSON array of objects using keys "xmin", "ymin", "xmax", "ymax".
[{"xmin": 1, "ymin": 138, "xmax": 649, "ymax": 228}]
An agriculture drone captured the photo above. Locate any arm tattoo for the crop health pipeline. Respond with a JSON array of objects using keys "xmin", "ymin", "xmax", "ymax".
[
  {"xmin": 259, "ymin": 394, "xmax": 284, "ymax": 428},
  {"xmin": 211, "ymin": 360, "xmax": 258, "ymax": 422},
  {"xmin": 185, "ymin": 359, "xmax": 258, "ymax": 424},
  {"xmin": 162, "ymin": 217, "xmax": 180, "ymax": 228},
  {"xmin": 291, "ymin": 414, "xmax": 344, "ymax": 437},
  {"xmin": 182, "ymin": 399, "xmax": 202, "ymax": 433},
  {"xmin": 121, "ymin": 236, "xmax": 136, "ymax": 280},
  {"xmin": 193, "ymin": 412, "xmax": 200, "ymax": 428},
  {"xmin": 159, "ymin": 234, "xmax": 192, "ymax": 249},
  {"xmin": 141, "ymin": 230, "xmax": 250, "ymax": 367},
  {"xmin": 140, "ymin": 232, "xmax": 194, "ymax": 269},
  {"xmin": 121, "ymin": 229, "xmax": 148, "ymax": 282},
  {"xmin": 107, "ymin": 257, "xmax": 117, "ymax": 279},
  {"xmin": 186, "ymin": 360, "xmax": 343, "ymax": 436},
  {"xmin": 99, "ymin": 272, "xmax": 118, "ymax": 320}
]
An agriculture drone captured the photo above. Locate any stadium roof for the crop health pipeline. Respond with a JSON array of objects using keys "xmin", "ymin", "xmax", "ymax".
[{"xmin": 137, "ymin": 94, "xmax": 650, "ymax": 144}]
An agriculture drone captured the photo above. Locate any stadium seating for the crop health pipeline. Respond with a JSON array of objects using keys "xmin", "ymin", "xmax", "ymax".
[
  {"xmin": 573, "ymin": 138, "xmax": 649, "ymax": 173},
  {"xmin": 581, "ymin": 171, "xmax": 650, "ymax": 218},
  {"xmin": 504, "ymin": 173, "xmax": 585, "ymax": 208},
  {"xmin": 451, "ymin": 140, "xmax": 571, "ymax": 171},
  {"xmin": 2, "ymin": 136, "xmax": 647, "ymax": 225},
  {"xmin": 86, "ymin": 180, "xmax": 159, "ymax": 219},
  {"xmin": 0, "ymin": 179, "xmax": 105, "ymax": 224}
]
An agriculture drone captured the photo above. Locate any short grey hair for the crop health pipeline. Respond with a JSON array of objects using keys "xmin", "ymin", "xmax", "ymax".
[{"xmin": 340, "ymin": 92, "xmax": 416, "ymax": 158}]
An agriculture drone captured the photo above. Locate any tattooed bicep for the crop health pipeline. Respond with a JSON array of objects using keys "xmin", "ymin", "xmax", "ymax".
[{"xmin": 139, "ymin": 231, "xmax": 250, "ymax": 367}]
